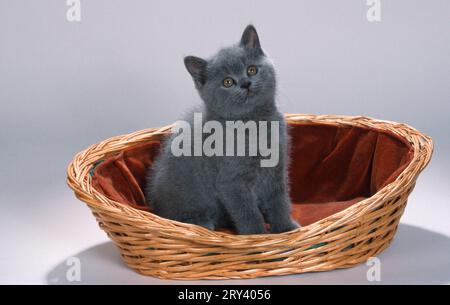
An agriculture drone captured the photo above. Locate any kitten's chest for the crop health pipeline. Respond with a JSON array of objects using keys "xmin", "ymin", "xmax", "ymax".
[{"xmin": 211, "ymin": 156, "xmax": 273, "ymax": 186}]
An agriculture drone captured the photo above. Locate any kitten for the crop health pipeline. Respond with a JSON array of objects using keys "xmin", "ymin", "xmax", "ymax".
[{"xmin": 145, "ymin": 25, "xmax": 299, "ymax": 234}]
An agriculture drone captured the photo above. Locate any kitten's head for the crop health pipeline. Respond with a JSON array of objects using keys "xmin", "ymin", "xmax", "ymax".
[{"xmin": 184, "ymin": 25, "xmax": 276, "ymax": 119}]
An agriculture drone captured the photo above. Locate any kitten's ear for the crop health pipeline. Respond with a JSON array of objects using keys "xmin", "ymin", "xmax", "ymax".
[
  {"xmin": 240, "ymin": 24, "xmax": 263, "ymax": 53},
  {"xmin": 184, "ymin": 56, "xmax": 207, "ymax": 87}
]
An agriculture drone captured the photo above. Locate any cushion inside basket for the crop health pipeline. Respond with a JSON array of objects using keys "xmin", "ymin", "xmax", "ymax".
[{"xmin": 91, "ymin": 121, "xmax": 413, "ymax": 230}]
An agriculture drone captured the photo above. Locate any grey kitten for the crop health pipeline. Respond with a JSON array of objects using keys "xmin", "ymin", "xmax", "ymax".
[{"xmin": 145, "ymin": 25, "xmax": 299, "ymax": 234}]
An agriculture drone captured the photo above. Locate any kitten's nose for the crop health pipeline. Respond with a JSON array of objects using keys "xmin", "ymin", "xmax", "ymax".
[{"xmin": 240, "ymin": 80, "xmax": 252, "ymax": 89}]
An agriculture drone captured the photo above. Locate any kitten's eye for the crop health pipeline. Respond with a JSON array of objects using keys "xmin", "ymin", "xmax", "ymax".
[
  {"xmin": 223, "ymin": 77, "xmax": 235, "ymax": 88},
  {"xmin": 247, "ymin": 65, "xmax": 258, "ymax": 76}
]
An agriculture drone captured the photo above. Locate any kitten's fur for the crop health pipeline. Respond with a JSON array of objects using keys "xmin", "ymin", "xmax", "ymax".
[{"xmin": 145, "ymin": 25, "xmax": 299, "ymax": 234}]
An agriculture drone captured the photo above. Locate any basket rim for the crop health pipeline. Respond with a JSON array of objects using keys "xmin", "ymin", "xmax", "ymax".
[{"xmin": 67, "ymin": 113, "xmax": 433, "ymax": 243}]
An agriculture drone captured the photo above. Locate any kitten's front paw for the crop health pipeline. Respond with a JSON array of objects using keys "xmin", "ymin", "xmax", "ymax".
[
  {"xmin": 270, "ymin": 220, "xmax": 301, "ymax": 233},
  {"xmin": 289, "ymin": 220, "xmax": 301, "ymax": 230},
  {"xmin": 236, "ymin": 223, "xmax": 267, "ymax": 235}
]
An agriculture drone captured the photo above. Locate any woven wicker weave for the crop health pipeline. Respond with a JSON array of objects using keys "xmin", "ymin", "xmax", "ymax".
[{"xmin": 67, "ymin": 114, "xmax": 433, "ymax": 280}]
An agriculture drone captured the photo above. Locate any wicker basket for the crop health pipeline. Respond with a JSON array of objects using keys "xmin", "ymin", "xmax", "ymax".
[{"xmin": 67, "ymin": 114, "xmax": 433, "ymax": 280}]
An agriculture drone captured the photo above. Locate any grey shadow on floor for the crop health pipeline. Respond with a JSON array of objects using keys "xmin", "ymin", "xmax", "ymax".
[{"xmin": 46, "ymin": 224, "xmax": 450, "ymax": 284}]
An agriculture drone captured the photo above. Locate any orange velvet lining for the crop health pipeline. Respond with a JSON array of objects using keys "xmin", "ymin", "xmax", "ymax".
[{"xmin": 91, "ymin": 122, "xmax": 413, "ymax": 229}]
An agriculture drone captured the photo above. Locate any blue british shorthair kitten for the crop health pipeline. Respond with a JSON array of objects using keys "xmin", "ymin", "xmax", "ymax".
[{"xmin": 145, "ymin": 25, "xmax": 299, "ymax": 234}]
